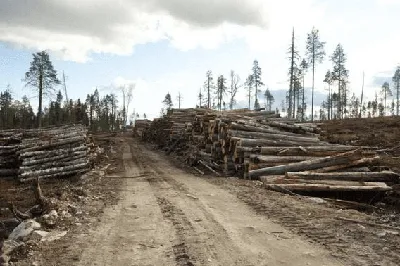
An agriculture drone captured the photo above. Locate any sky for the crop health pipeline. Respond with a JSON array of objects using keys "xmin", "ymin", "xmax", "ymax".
[{"xmin": 0, "ymin": 0, "xmax": 399, "ymax": 119}]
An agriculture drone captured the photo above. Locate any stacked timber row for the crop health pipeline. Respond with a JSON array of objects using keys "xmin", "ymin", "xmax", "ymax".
[
  {"xmin": 142, "ymin": 108, "xmax": 400, "ymax": 194},
  {"xmin": 18, "ymin": 125, "xmax": 90, "ymax": 182},
  {"xmin": 0, "ymin": 131, "xmax": 21, "ymax": 179},
  {"xmin": 133, "ymin": 119, "xmax": 151, "ymax": 138},
  {"xmin": 0, "ymin": 125, "xmax": 93, "ymax": 182}
]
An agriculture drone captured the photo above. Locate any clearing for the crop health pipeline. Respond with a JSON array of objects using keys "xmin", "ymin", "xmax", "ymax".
[{"xmin": 16, "ymin": 136, "xmax": 399, "ymax": 266}]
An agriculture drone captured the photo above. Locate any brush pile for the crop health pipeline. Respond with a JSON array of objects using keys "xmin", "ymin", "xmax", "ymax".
[
  {"xmin": 139, "ymin": 108, "xmax": 400, "ymax": 195},
  {"xmin": 0, "ymin": 125, "xmax": 94, "ymax": 182}
]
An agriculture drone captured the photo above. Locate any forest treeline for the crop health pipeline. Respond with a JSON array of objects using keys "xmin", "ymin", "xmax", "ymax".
[
  {"xmin": 163, "ymin": 28, "xmax": 400, "ymax": 121},
  {"xmin": 2, "ymin": 27, "xmax": 400, "ymax": 131},
  {"xmin": 1, "ymin": 51, "xmax": 133, "ymax": 131}
]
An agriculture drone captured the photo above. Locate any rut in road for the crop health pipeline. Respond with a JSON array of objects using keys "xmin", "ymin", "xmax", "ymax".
[
  {"xmin": 127, "ymin": 139, "xmax": 341, "ymax": 266},
  {"xmin": 77, "ymin": 138, "xmax": 341, "ymax": 266},
  {"xmin": 129, "ymin": 141, "xmax": 254, "ymax": 265}
]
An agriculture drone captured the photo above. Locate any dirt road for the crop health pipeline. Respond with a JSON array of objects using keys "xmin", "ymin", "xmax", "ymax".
[{"xmin": 76, "ymin": 138, "xmax": 341, "ymax": 266}]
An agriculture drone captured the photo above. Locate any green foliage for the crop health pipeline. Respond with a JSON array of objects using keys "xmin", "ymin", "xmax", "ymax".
[
  {"xmin": 254, "ymin": 98, "xmax": 260, "ymax": 110},
  {"xmin": 204, "ymin": 71, "xmax": 214, "ymax": 108},
  {"xmin": 264, "ymin": 88, "xmax": 274, "ymax": 111},
  {"xmin": 216, "ymin": 75, "xmax": 227, "ymax": 111},
  {"xmin": 331, "ymin": 44, "xmax": 349, "ymax": 118},
  {"xmin": 392, "ymin": 66, "xmax": 400, "ymax": 115},
  {"xmin": 245, "ymin": 75, "xmax": 254, "ymax": 109},
  {"xmin": 163, "ymin": 93, "xmax": 173, "ymax": 111},
  {"xmin": 24, "ymin": 51, "xmax": 60, "ymax": 127},
  {"xmin": 306, "ymin": 27, "xmax": 325, "ymax": 121}
]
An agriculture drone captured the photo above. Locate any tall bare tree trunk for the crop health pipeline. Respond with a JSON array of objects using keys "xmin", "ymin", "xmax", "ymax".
[
  {"xmin": 311, "ymin": 45, "xmax": 315, "ymax": 122},
  {"xmin": 289, "ymin": 29, "xmax": 295, "ymax": 118},
  {"xmin": 396, "ymin": 80, "xmax": 400, "ymax": 116},
  {"xmin": 38, "ymin": 72, "xmax": 43, "ymax": 128}
]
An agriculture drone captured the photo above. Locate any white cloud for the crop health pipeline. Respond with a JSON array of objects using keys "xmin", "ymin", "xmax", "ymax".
[{"xmin": 0, "ymin": 0, "xmax": 269, "ymax": 62}]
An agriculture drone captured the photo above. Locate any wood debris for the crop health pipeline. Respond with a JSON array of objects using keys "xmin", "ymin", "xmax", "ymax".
[
  {"xmin": 0, "ymin": 125, "xmax": 96, "ymax": 182},
  {"xmin": 137, "ymin": 108, "xmax": 400, "ymax": 198}
]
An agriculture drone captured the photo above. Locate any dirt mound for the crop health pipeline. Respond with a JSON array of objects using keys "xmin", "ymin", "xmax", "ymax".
[{"xmin": 320, "ymin": 117, "xmax": 400, "ymax": 148}]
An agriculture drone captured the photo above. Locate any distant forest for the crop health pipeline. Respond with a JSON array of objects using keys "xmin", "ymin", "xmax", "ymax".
[{"xmin": 1, "ymin": 28, "xmax": 400, "ymax": 130}]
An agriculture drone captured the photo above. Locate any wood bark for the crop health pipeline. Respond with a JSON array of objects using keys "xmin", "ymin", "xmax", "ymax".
[
  {"xmin": 229, "ymin": 130, "xmax": 321, "ymax": 143},
  {"xmin": 238, "ymin": 138, "xmax": 325, "ymax": 148},
  {"xmin": 264, "ymin": 183, "xmax": 391, "ymax": 192},
  {"xmin": 19, "ymin": 162, "xmax": 89, "ymax": 178},
  {"xmin": 261, "ymin": 176, "xmax": 389, "ymax": 186},
  {"xmin": 19, "ymin": 136, "xmax": 86, "ymax": 153},
  {"xmin": 285, "ymin": 171, "xmax": 400, "ymax": 183},
  {"xmin": 249, "ymin": 150, "xmax": 363, "ymax": 179},
  {"xmin": 249, "ymin": 155, "xmax": 318, "ymax": 164}
]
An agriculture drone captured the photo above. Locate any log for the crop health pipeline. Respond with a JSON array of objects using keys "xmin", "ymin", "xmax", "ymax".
[
  {"xmin": 311, "ymin": 157, "xmax": 378, "ymax": 173},
  {"xmin": 21, "ymin": 151, "xmax": 87, "ymax": 166},
  {"xmin": 264, "ymin": 183, "xmax": 392, "ymax": 192},
  {"xmin": 19, "ymin": 136, "xmax": 86, "ymax": 152},
  {"xmin": 235, "ymin": 145, "xmax": 363, "ymax": 157},
  {"xmin": 230, "ymin": 122, "xmax": 283, "ymax": 134},
  {"xmin": 285, "ymin": 171, "xmax": 400, "ymax": 183},
  {"xmin": 249, "ymin": 150, "xmax": 363, "ymax": 179},
  {"xmin": 229, "ymin": 130, "xmax": 321, "ymax": 143},
  {"xmin": 238, "ymin": 138, "xmax": 323, "ymax": 148},
  {"xmin": 20, "ymin": 167, "xmax": 90, "ymax": 182},
  {"xmin": 261, "ymin": 176, "xmax": 389, "ymax": 187},
  {"xmin": 198, "ymin": 160, "xmax": 221, "ymax": 176},
  {"xmin": 20, "ymin": 145, "xmax": 87, "ymax": 159},
  {"xmin": 19, "ymin": 162, "xmax": 89, "ymax": 178},
  {"xmin": 261, "ymin": 120, "xmax": 317, "ymax": 133},
  {"xmin": 20, "ymin": 156, "xmax": 88, "ymax": 171},
  {"xmin": 249, "ymin": 155, "xmax": 318, "ymax": 164}
]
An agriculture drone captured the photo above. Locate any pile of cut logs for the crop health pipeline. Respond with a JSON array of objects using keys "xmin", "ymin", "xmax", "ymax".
[
  {"xmin": 139, "ymin": 108, "xmax": 400, "ymax": 195},
  {"xmin": 0, "ymin": 131, "xmax": 20, "ymax": 179},
  {"xmin": 134, "ymin": 119, "xmax": 151, "ymax": 138},
  {"xmin": 0, "ymin": 125, "xmax": 93, "ymax": 182}
]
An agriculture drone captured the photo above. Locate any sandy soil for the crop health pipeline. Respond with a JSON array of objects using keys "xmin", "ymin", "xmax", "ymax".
[
  {"xmin": 74, "ymin": 138, "xmax": 341, "ymax": 266},
  {"xmin": 10, "ymin": 136, "xmax": 400, "ymax": 266}
]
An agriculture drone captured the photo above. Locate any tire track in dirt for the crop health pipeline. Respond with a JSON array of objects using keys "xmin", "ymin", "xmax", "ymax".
[
  {"xmin": 154, "ymin": 194, "xmax": 195, "ymax": 266},
  {"xmin": 131, "ymin": 138, "xmax": 399, "ymax": 266},
  {"xmin": 215, "ymin": 180, "xmax": 400, "ymax": 266},
  {"xmin": 129, "ymin": 142, "xmax": 258, "ymax": 266},
  {"xmin": 129, "ymin": 141, "xmax": 198, "ymax": 265}
]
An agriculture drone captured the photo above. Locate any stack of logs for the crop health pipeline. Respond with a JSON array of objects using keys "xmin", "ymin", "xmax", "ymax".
[
  {"xmin": 139, "ymin": 108, "xmax": 400, "ymax": 194},
  {"xmin": 0, "ymin": 125, "xmax": 93, "ymax": 182},
  {"xmin": 0, "ymin": 131, "xmax": 21, "ymax": 179},
  {"xmin": 133, "ymin": 119, "xmax": 151, "ymax": 138}
]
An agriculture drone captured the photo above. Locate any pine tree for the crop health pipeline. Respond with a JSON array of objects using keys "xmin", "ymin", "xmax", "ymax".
[
  {"xmin": 323, "ymin": 70, "xmax": 333, "ymax": 120},
  {"xmin": 288, "ymin": 28, "xmax": 300, "ymax": 118},
  {"xmin": 380, "ymin": 81, "xmax": 392, "ymax": 115},
  {"xmin": 264, "ymin": 88, "xmax": 275, "ymax": 111},
  {"xmin": 254, "ymin": 98, "xmax": 261, "ymax": 110},
  {"xmin": 392, "ymin": 66, "xmax": 400, "ymax": 115},
  {"xmin": 197, "ymin": 88, "xmax": 204, "ymax": 108},
  {"xmin": 163, "ymin": 93, "xmax": 173, "ymax": 112},
  {"xmin": 0, "ymin": 89, "xmax": 13, "ymax": 129},
  {"xmin": 228, "ymin": 70, "xmax": 241, "ymax": 110},
  {"xmin": 216, "ymin": 75, "xmax": 227, "ymax": 111},
  {"xmin": 24, "ymin": 51, "xmax": 61, "ymax": 128},
  {"xmin": 177, "ymin": 92, "xmax": 183, "ymax": 109},
  {"xmin": 331, "ymin": 44, "xmax": 349, "ymax": 119},
  {"xmin": 299, "ymin": 59, "xmax": 308, "ymax": 121},
  {"xmin": 245, "ymin": 75, "xmax": 253, "ymax": 109},
  {"xmin": 306, "ymin": 27, "xmax": 325, "ymax": 121},
  {"xmin": 204, "ymin": 71, "xmax": 214, "ymax": 108},
  {"xmin": 251, "ymin": 60, "xmax": 264, "ymax": 105}
]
